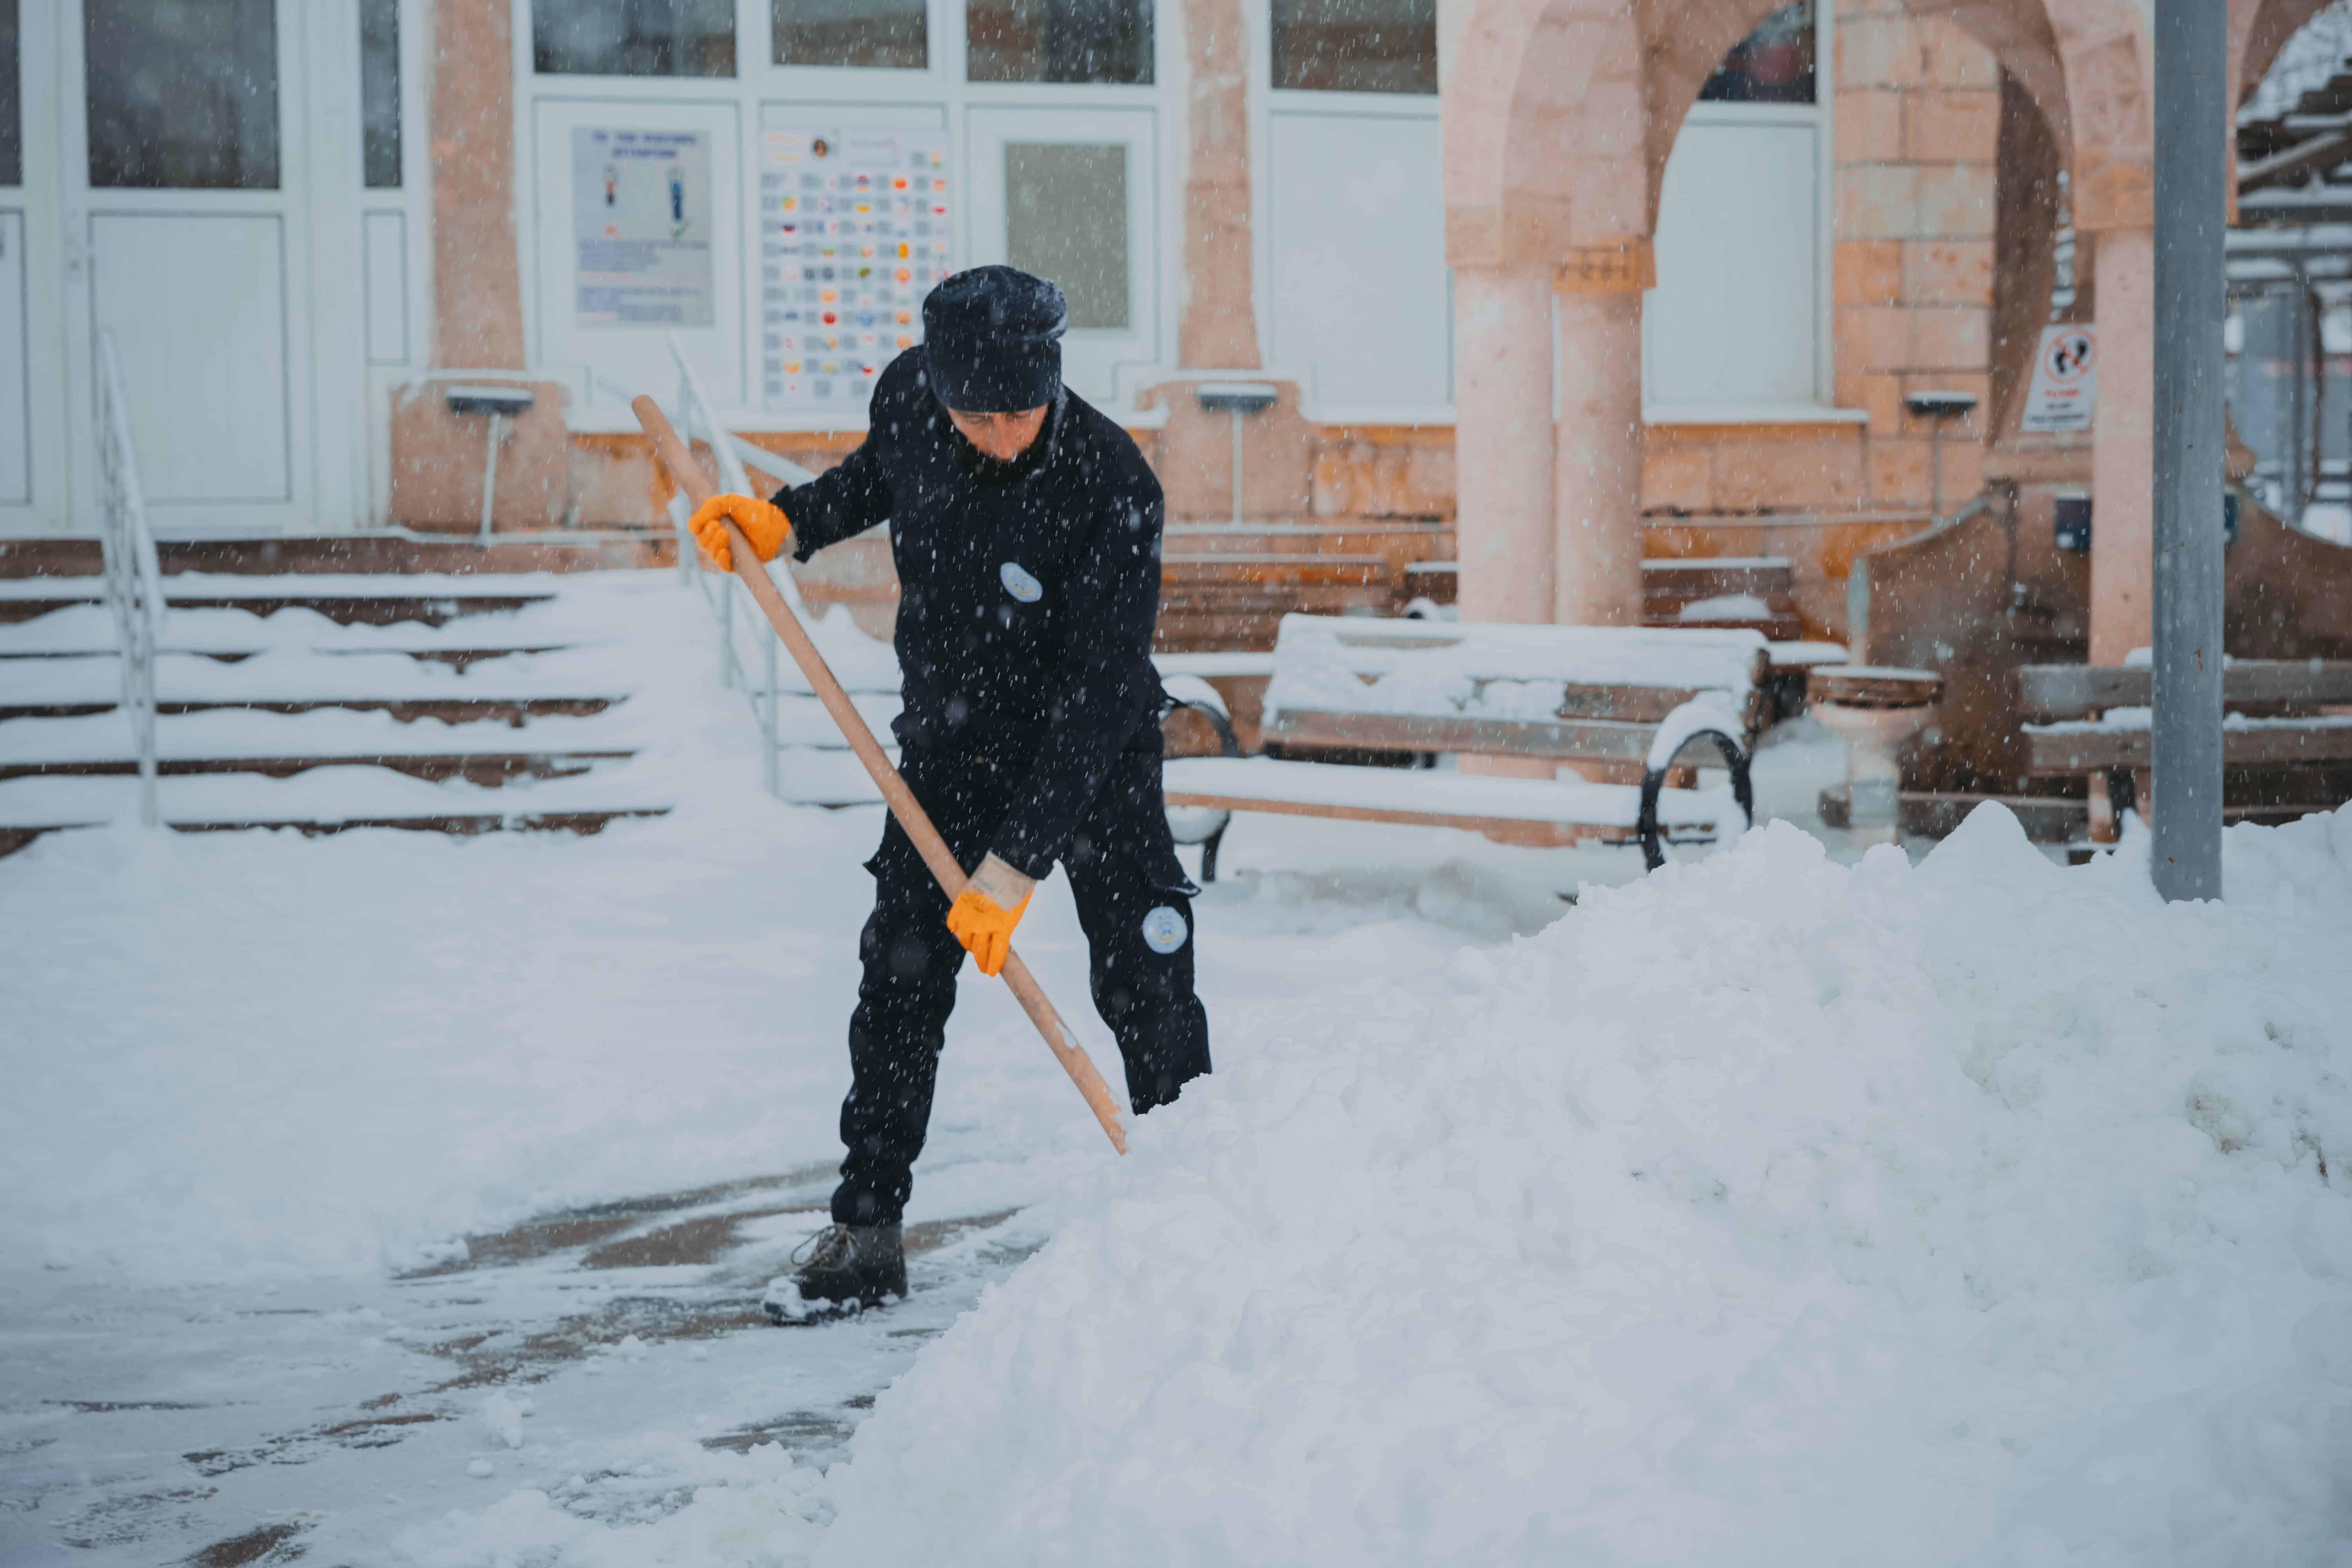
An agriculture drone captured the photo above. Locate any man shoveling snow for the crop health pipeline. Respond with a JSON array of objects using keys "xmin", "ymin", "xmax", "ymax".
[{"xmin": 686, "ymin": 266, "xmax": 1212, "ymax": 1312}]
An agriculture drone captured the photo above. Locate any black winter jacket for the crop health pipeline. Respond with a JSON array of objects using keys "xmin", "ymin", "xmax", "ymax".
[{"xmin": 775, "ymin": 348, "xmax": 1168, "ymax": 881}]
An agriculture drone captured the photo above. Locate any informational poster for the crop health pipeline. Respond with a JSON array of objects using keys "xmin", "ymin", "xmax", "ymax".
[
  {"xmin": 2022, "ymin": 324, "xmax": 2098, "ymax": 433},
  {"xmin": 572, "ymin": 127, "xmax": 714, "ymax": 328},
  {"xmin": 759, "ymin": 113, "xmax": 953, "ymax": 414}
]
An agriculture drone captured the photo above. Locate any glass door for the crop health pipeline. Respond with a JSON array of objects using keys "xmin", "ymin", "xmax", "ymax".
[{"xmin": 58, "ymin": 0, "xmax": 324, "ymax": 531}]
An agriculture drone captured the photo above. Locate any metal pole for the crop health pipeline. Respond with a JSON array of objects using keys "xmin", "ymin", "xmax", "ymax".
[
  {"xmin": 2151, "ymin": 0, "xmax": 2226, "ymax": 901},
  {"xmin": 1229, "ymin": 408, "xmax": 1246, "ymax": 526},
  {"xmin": 764, "ymin": 630, "xmax": 780, "ymax": 798},
  {"xmin": 477, "ymin": 413, "xmax": 506, "ymax": 545},
  {"xmin": 2292, "ymin": 282, "xmax": 2308, "ymax": 513},
  {"xmin": 1929, "ymin": 422, "xmax": 1945, "ymax": 523}
]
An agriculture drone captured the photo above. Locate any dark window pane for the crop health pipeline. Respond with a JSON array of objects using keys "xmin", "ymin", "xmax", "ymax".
[
  {"xmin": 1272, "ymin": 0, "xmax": 1434, "ymax": 94},
  {"xmin": 773, "ymin": 0, "xmax": 927, "ymax": 69},
  {"xmin": 0, "ymin": 0, "xmax": 19, "ymax": 187},
  {"xmin": 362, "ymin": 0, "xmax": 401, "ymax": 188},
  {"xmin": 1006, "ymin": 143, "xmax": 1127, "ymax": 330},
  {"xmin": 85, "ymin": 0, "xmax": 280, "ymax": 189},
  {"xmin": 1699, "ymin": 1, "xmax": 1814, "ymax": 104},
  {"xmin": 969, "ymin": 0, "xmax": 1151, "ymax": 84},
  {"xmin": 535, "ymin": 0, "xmax": 737, "ymax": 76}
]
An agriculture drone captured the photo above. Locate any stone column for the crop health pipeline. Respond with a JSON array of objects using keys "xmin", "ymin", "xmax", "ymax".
[
  {"xmin": 1553, "ymin": 241, "xmax": 1651, "ymax": 626},
  {"xmin": 2088, "ymin": 228, "xmax": 2154, "ymax": 663},
  {"xmin": 391, "ymin": 0, "xmax": 564, "ymax": 531},
  {"xmin": 1177, "ymin": 0, "xmax": 1261, "ymax": 371},
  {"xmin": 1453, "ymin": 266, "xmax": 1557, "ymax": 624},
  {"xmin": 2077, "ymin": 150, "xmax": 2154, "ymax": 664},
  {"xmin": 1139, "ymin": 0, "xmax": 1301, "ymax": 525},
  {"xmin": 429, "ymin": 0, "xmax": 526, "ymax": 369}
]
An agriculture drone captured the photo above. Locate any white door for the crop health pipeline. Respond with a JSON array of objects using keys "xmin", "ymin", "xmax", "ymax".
[
  {"xmin": 965, "ymin": 107, "xmax": 1157, "ymax": 412},
  {"xmin": 57, "ymin": 0, "xmax": 339, "ymax": 532}
]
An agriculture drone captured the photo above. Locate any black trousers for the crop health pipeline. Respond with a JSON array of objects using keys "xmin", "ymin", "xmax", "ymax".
[{"xmin": 831, "ymin": 746, "xmax": 1212, "ymax": 1225}]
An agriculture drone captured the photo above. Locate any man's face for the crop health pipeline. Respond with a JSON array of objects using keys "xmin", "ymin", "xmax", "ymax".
[{"xmin": 947, "ymin": 405, "xmax": 1050, "ymax": 463}]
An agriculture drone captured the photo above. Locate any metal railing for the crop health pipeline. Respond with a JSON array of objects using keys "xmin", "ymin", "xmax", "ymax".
[
  {"xmin": 660, "ymin": 336, "xmax": 828, "ymax": 797},
  {"xmin": 95, "ymin": 330, "xmax": 165, "ymax": 828}
]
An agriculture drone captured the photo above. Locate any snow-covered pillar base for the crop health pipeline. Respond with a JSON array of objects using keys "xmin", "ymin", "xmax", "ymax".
[{"xmin": 1553, "ymin": 243, "xmax": 1650, "ymax": 627}]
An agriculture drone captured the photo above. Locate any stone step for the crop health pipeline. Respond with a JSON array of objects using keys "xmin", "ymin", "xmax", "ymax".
[
  {"xmin": 1, "ymin": 808, "xmax": 670, "ymax": 860},
  {"xmin": 0, "ymin": 697, "xmax": 623, "ymax": 726},
  {"xmin": 0, "ymin": 764, "xmax": 671, "ymax": 857},
  {"xmin": 0, "ymin": 645, "xmax": 575, "ymax": 670},
  {"xmin": 0, "ymin": 576, "xmax": 557, "ymax": 628},
  {"xmin": 0, "ymin": 751, "xmax": 634, "ymax": 785},
  {"xmin": 0, "ymin": 704, "xmax": 644, "ymax": 778}
]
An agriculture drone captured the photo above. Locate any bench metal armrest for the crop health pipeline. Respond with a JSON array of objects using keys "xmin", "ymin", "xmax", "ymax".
[
  {"xmin": 1637, "ymin": 712, "xmax": 1755, "ymax": 871},
  {"xmin": 1161, "ymin": 693, "xmax": 1243, "ymax": 759}
]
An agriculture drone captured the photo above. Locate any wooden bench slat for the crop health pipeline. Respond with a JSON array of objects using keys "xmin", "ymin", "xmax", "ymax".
[
  {"xmin": 2018, "ymin": 661, "xmax": 2352, "ymax": 718},
  {"xmin": 1163, "ymin": 788, "xmax": 1634, "ymax": 847},
  {"xmin": 1265, "ymin": 708, "xmax": 1665, "ymax": 762},
  {"xmin": 2025, "ymin": 721, "xmax": 2352, "ymax": 772},
  {"xmin": 1162, "ymin": 757, "xmax": 1736, "ymax": 831}
]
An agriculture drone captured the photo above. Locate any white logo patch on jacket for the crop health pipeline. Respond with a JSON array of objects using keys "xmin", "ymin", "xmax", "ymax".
[
  {"xmin": 1140, "ymin": 905, "xmax": 1189, "ymax": 954},
  {"xmin": 1000, "ymin": 561, "xmax": 1044, "ymax": 603}
]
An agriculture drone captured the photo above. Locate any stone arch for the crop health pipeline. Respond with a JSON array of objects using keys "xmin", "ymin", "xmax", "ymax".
[
  {"xmin": 1440, "ymin": 0, "xmax": 2157, "ymax": 632},
  {"xmin": 1637, "ymin": 0, "xmax": 1807, "ymax": 230},
  {"xmin": 1934, "ymin": 0, "xmax": 2073, "ymax": 159},
  {"xmin": 2037, "ymin": 0, "xmax": 2152, "ymax": 230},
  {"xmin": 2232, "ymin": 0, "xmax": 2336, "ymax": 110},
  {"xmin": 1442, "ymin": 0, "xmax": 1647, "ymax": 266},
  {"xmin": 1445, "ymin": 0, "xmax": 2132, "ymax": 258}
]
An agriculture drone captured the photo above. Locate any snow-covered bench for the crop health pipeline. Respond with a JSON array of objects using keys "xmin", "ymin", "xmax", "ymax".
[
  {"xmin": 1161, "ymin": 615, "xmax": 1767, "ymax": 877},
  {"xmin": 2018, "ymin": 660, "xmax": 2352, "ymax": 823}
]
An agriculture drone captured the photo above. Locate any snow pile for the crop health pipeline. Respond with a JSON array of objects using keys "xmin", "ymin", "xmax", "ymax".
[{"xmin": 812, "ymin": 808, "xmax": 2352, "ymax": 1566}]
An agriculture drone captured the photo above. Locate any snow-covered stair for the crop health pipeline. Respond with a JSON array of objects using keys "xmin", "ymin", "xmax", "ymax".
[{"xmin": 0, "ymin": 572, "xmax": 681, "ymax": 853}]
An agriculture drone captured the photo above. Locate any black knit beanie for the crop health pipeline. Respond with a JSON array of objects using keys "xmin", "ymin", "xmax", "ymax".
[{"xmin": 922, "ymin": 266, "xmax": 1067, "ymax": 413}]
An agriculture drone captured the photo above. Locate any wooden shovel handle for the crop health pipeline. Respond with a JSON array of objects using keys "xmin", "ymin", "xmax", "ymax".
[{"xmin": 636, "ymin": 396, "xmax": 1129, "ymax": 1153}]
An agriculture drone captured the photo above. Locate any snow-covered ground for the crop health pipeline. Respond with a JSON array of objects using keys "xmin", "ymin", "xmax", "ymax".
[{"xmin": 7, "ymin": 570, "xmax": 2346, "ymax": 1564}]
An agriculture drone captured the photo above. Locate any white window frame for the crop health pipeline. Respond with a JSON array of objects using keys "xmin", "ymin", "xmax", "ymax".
[
  {"xmin": 508, "ymin": 0, "xmax": 1181, "ymax": 432},
  {"xmin": 354, "ymin": 0, "xmax": 436, "ymax": 528},
  {"xmin": 1642, "ymin": 0, "xmax": 1838, "ymax": 421},
  {"xmin": 1250, "ymin": 0, "xmax": 1450, "ymax": 423}
]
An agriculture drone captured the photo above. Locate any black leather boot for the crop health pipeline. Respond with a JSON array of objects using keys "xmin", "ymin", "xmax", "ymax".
[{"xmin": 771, "ymin": 1222, "xmax": 906, "ymax": 1316}]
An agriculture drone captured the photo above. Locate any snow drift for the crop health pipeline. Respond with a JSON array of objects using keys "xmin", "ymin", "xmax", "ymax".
[{"xmin": 808, "ymin": 808, "xmax": 2352, "ymax": 1566}]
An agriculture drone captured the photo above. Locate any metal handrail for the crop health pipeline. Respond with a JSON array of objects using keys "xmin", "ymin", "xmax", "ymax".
[
  {"xmin": 655, "ymin": 340, "xmax": 841, "ymax": 799},
  {"xmin": 94, "ymin": 330, "xmax": 164, "ymax": 828},
  {"xmin": 662, "ymin": 334, "xmax": 814, "ymax": 595}
]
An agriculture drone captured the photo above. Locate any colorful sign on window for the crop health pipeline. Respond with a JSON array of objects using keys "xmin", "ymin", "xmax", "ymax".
[{"xmin": 760, "ymin": 115, "xmax": 953, "ymax": 414}]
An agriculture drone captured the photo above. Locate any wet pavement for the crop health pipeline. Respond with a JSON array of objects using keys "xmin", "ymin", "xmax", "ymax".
[{"xmin": 0, "ymin": 1166, "xmax": 1045, "ymax": 1565}]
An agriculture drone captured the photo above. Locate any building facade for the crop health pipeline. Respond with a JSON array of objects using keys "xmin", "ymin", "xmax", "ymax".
[{"xmin": 0, "ymin": 0, "xmax": 2330, "ymax": 650}]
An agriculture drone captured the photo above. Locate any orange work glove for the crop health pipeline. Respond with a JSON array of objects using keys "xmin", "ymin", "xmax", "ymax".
[
  {"xmin": 946, "ymin": 887, "xmax": 1031, "ymax": 978},
  {"xmin": 688, "ymin": 493, "xmax": 790, "ymax": 573}
]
